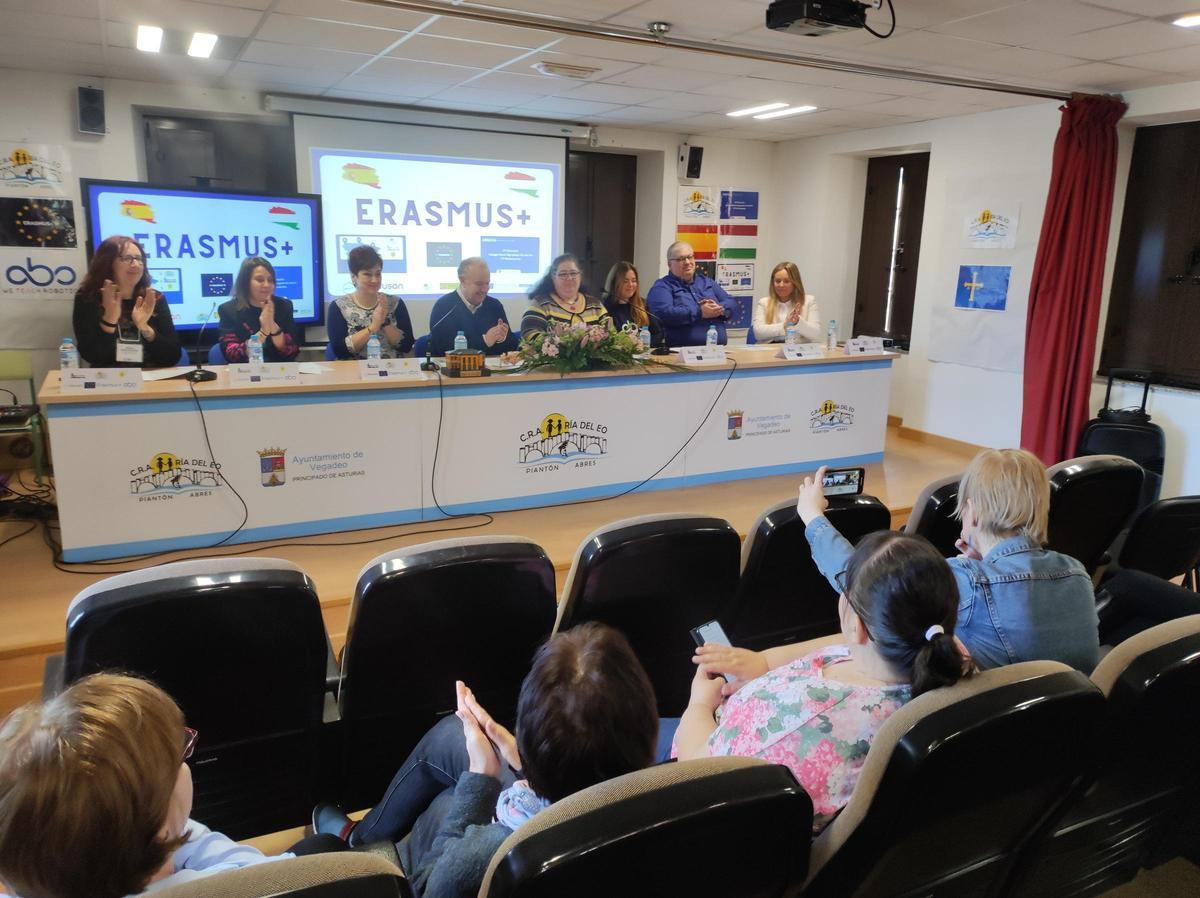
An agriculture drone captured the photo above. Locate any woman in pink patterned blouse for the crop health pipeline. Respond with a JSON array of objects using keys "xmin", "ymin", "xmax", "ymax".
[{"xmin": 675, "ymin": 528, "xmax": 970, "ymax": 833}]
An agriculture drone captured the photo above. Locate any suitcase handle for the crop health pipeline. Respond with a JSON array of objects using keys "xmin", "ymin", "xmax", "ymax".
[{"xmin": 1104, "ymin": 368, "xmax": 1153, "ymax": 413}]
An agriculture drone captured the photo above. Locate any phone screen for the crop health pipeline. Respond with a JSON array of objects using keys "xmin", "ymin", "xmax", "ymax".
[
  {"xmin": 822, "ymin": 467, "xmax": 864, "ymax": 496},
  {"xmin": 691, "ymin": 620, "xmax": 732, "ymax": 647}
]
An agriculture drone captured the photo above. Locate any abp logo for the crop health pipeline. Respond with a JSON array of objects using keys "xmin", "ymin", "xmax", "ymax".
[{"xmin": 5, "ymin": 258, "xmax": 76, "ymax": 287}]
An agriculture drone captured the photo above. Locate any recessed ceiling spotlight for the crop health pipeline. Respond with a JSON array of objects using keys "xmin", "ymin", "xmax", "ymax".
[
  {"xmin": 188, "ymin": 33, "xmax": 218, "ymax": 58},
  {"xmin": 1172, "ymin": 13, "xmax": 1200, "ymax": 27},
  {"xmin": 136, "ymin": 25, "xmax": 163, "ymax": 53},
  {"xmin": 754, "ymin": 105, "xmax": 818, "ymax": 120},
  {"xmin": 531, "ymin": 61, "xmax": 602, "ymax": 79},
  {"xmin": 727, "ymin": 102, "xmax": 788, "ymax": 117}
]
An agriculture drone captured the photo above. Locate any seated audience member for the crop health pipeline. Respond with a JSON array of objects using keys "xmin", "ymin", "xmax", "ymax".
[
  {"xmin": 1096, "ymin": 567, "xmax": 1200, "ymax": 645},
  {"xmin": 645, "ymin": 241, "xmax": 738, "ymax": 347},
  {"xmin": 327, "ymin": 245, "xmax": 414, "ymax": 359},
  {"xmin": 218, "ymin": 256, "xmax": 301, "ymax": 363},
  {"xmin": 0, "ymin": 674, "xmax": 342, "ymax": 898},
  {"xmin": 428, "ymin": 258, "xmax": 518, "ymax": 357},
  {"xmin": 676, "ymin": 530, "xmax": 968, "ymax": 834},
  {"xmin": 803, "ymin": 451, "xmax": 1099, "ymax": 671},
  {"xmin": 601, "ymin": 261, "xmax": 662, "ymax": 348},
  {"xmin": 752, "ymin": 261, "xmax": 821, "ymax": 343},
  {"xmin": 520, "ymin": 253, "xmax": 611, "ymax": 340},
  {"xmin": 72, "ymin": 235, "xmax": 182, "ymax": 368},
  {"xmin": 313, "ymin": 623, "xmax": 657, "ymax": 898}
]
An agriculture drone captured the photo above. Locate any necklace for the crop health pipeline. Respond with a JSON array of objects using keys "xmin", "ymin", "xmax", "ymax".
[
  {"xmin": 352, "ymin": 291, "xmax": 381, "ymax": 311},
  {"xmin": 553, "ymin": 292, "xmax": 582, "ymax": 313}
]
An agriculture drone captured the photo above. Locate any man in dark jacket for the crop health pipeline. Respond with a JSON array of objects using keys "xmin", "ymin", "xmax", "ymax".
[{"xmin": 428, "ymin": 257, "xmax": 519, "ymax": 357}]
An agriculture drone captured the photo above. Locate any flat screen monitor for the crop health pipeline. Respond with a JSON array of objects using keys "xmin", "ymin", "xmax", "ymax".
[{"xmin": 80, "ymin": 180, "xmax": 323, "ymax": 330}]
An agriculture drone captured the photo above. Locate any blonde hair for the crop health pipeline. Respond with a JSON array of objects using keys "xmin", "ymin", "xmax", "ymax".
[
  {"xmin": 956, "ymin": 448, "xmax": 1050, "ymax": 545},
  {"xmin": 0, "ymin": 674, "xmax": 187, "ymax": 898},
  {"xmin": 765, "ymin": 261, "xmax": 807, "ymax": 326}
]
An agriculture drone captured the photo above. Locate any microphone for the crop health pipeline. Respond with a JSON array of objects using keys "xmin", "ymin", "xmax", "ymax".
[
  {"xmin": 423, "ymin": 301, "xmax": 463, "ymax": 371},
  {"xmin": 645, "ymin": 308, "xmax": 671, "ymax": 356},
  {"xmin": 184, "ymin": 301, "xmax": 219, "ymax": 383}
]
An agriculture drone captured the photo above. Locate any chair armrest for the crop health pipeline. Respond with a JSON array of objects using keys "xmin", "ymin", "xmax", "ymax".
[
  {"xmin": 326, "ymin": 636, "xmax": 341, "ymax": 694},
  {"xmin": 42, "ymin": 654, "xmax": 65, "ymax": 701}
]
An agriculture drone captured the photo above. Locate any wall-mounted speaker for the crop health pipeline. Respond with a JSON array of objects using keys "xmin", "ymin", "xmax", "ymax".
[
  {"xmin": 677, "ymin": 143, "xmax": 704, "ymax": 180},
  {"xmin": 77, "ymin": 86, "xmax": 106, "ymax": 135}
]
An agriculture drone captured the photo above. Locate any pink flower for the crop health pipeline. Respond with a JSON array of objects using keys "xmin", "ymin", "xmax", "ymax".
[{"xmin": 544, "ymin": 342, "xmax": 559, "ymax": 357}]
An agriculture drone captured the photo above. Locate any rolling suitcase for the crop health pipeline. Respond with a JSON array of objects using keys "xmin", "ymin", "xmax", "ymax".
[{"xmin": 1077, "ymin": 368, "xmax": 1165, "ymax": 510}]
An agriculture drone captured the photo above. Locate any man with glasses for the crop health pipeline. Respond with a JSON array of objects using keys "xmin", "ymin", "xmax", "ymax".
[
  {"xmin": 646, "ymin": 241, "xmax": 738, "ymax": 348},
  {"xmin": 428, "ymin": 257, "xmax": 519, "ymax": 357}
]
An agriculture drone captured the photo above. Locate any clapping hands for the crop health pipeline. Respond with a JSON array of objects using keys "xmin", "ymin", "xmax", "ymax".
[
  {"xmin": 100, "ymin": 279, "xmax": 122, "ymax": 322},
  {"xmin": 455, "ymin": 680, "xmax": 521, "ymax": 779},
  {"xmin": 130, "ymin": 288, "xmax": 158, "ymax": 329}
]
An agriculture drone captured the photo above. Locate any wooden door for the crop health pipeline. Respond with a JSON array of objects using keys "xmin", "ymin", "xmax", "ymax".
[{"xmin": 564, "ymin": 151, "xmax": 637, "ymax": 297}]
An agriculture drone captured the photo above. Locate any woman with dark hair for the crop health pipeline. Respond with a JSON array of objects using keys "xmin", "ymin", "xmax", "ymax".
[
  {"xmin": 601, "ymin": 261, "xmax": 661, "ymax": 348},
  {"xmin": 520, "ymin": 253, "xmax": 611, "ymax": 340},
  {"xmin": 72, "ymin": 235, "xmax": 181, "ymax": 367},
  {"xmin": 678, "ymin": 524, "xmax": 969, "ymax": 833},
  {"xmin": 217, "ymin": 257, "xmax": 301, "ymax": 363},
  {"xmin": 313, "ymin": 622, "xmax": 658, "ymax": 898},
  {"xmin": 327, "ymin": 244, "xmax": 414, "ymax": 359}
]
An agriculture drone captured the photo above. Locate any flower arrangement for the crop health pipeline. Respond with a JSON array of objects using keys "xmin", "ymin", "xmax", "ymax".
[{"xmin": 515, "ymin": 321, "xmax": 662, "ymax": 375}]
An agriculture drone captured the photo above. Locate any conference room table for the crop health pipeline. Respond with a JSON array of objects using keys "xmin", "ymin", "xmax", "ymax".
[{"xmin": 38, "ymin": 346, "xmax": 896, "ymax": 561}]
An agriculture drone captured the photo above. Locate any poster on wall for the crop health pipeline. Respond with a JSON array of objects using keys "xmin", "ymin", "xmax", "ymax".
[
  {"xmin": 677, "ymin": 185, "xmax": 717, "ymax": 223},
  {"xmin": 0, "ymin": 143, "xmax": 69, "ymax": 197},
  {"xmin": 0, "ymin": 198, "xmax": 77, "ymax": 248},
  {"xmin": 954, "ymin": 265, "xmax": 1010, "ymax": 312},
  {"xmin": 964, "ymin": 205, "xmax": 1019, "ymax": 249},
  {"xmin": 718, "ymin": 189, "xmax": 760, "ymax": 326}
]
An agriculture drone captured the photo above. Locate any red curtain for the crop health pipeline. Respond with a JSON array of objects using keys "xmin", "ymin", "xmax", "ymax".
[{"xmin": 1021, "ymin": 93, "xmax": 1127, "ymax": 465}]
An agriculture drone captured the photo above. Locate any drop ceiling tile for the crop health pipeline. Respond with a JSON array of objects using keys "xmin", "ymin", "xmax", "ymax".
[
  {"xmin": 701, "ymin": 127, "xmax": 775, "ymax": 140},
  {"xmin": 226, "ymin": 60, "xmax": 344, "ymax": 89},
  {"xmin": 1113, "ymin": 42, "xmax": 1200, "ymax": 73},
  {"xmin": 1038, "ymin": 59, "xmax": 1163, "ymax": 87},
  {"xmin": 1080, "ymin": 1, "xmax": 1200, "ymax": 15},
  {"xmin": 960, "ymin": 45, "xmax": 1090, "ymax": 75},
  {"xmin": 468, "ymin": 71, "xmax": 565, "ymax": 95},
  {"xmin": 604, "ymin": 63, "xmax": 729, "ymax": 91},
  {"xmin": 5, "ymin": 12, "xmax": 103, "ymax": 44},
  {"xmin": 358, "ymin": 55, "xmax": 486, "ymax": 85},
  {"xmin": 648, "ymin": 46, "xmax": 767, "ymax": 75},
  {"xmin": 508, "ymin": 96, "xmax": 624, "ymax": 116},
  {"xmin": 539, "ymin": 35, "xmax": 667, "ymax": 64},
  {"xmin": 589, "ymin": 104, "xmax": 692, "ymax": 123},
  {"xmin": 864, "ymin": 30, "xmax": 1011, "ymax": 65},
  {"xmin": 851, "ymin": 95, "xmax": 986, "ymax": 119},
  {"xmin": 106, "ymin": 0, "xmax": 265, "ymax": 38},
  {"xmin": 933, "ymin": 1, "xmax": 1136, "ymax": 43},
  {"xmin": 565, "ymin": 81, "xmax": 666, "ymax": 103},
  {"xmin": 465, "ymin": 0, "xmax": 645, "ymax": 21},
  {"xmin": 513, "ymin": 51, "xmax": 642, "ymax": 80},
  {"xmin": 672, "ymin": 112, "xmax": 741, "ymax": 130},
  {"xmin": 604, "ymin": 0, "xmax": 764, "ymax": 41},
  {"xmin": 725, "ymin": 23, "xmax": 907, "ymax": 52},
  {"xmin": 0, "ymin": 33, "xmax": 107, "ymax": 65},
  {"xmin": 642, "ymin": 92, "xmax": 740, "ymax": 112},
  {"xmin": 0, "ymin": 0, "xmax": 105, "ymax": 17},
  {"xmin": 1114, "ymin": 71, "xmax": 1198, "ymax": 89},
  {"xmin": 387, "ymin": 34, "xmax": 536, "ymax": 69},
  {"xmin": 242, "ymin": 41, "xmax": 373, "ymax": 73},
  {"xmin": 863, "ymin": 0, "xmax": 1026, "ymax": 29},
  {"xmin": 420, "ymin": 16, "xmax": 556, "ymax": 49},
  {"xmin": 331, "ymin": 74, "xmax": 447, "ymax": 98},
  {"xmin": 1023, "ymin": 19, "xmax": 1200, "ymax": 58},
  {"xmin": 424, "ymin": 85, "xmax": 548, "ymax": 107},
  {"xmin": 256, "ymin": 14, "xmax": 407, "ymax": 54},
  {"xmin": 272, "ymin": 0, "xmax": 430, "ymax": 31}
]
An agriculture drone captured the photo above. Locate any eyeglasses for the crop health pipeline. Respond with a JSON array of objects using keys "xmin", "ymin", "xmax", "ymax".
[
  {"xmin": 118, "ymin": 254, "xmax": 145, "ymax": 266},
  {"xmin": 554, "ymin": 270, "xmax": 582, "ymax": 279},
  {"xmin": 182, "ymin": 727, "xmax": 198, "ymax": 762},
  {"xmin": 669, "ymin": 254, "xmax": 695, "ymax": 263}
]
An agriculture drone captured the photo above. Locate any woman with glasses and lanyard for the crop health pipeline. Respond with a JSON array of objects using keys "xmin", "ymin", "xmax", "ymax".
[
  {"xmin": 520, "ymin": 253, "xmax": 611, "ymax": 340},
  {"xmin": 0, "ymin": 673, "xmax": 345, "ymax": 898},
  {"xmin": 72, "ymin": 235, "xmax": 182, "ymax": 368},
  {"xmin": 673, "ymin": 505, "xmax": 970, "ymax": 834}
]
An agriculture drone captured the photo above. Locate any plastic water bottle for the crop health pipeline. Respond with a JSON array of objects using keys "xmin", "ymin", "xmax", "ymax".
[
  {"xmin": 706, "ymin": 324, "xmax": 719, "ymax": 347},
  {"xmin": 826, "ymin": 319, "xmax": 838, "ymax": 351},
  {"xmin": 59, "ymin": 337, "xmax": 79, "ymax": 370},
  {"xmin": 453, "ymin": 330, "xmax": 468, "ymax": 352},
  {"xmin": 639, "ymin": 325, "xmax": 652, "ymax": 351},
  {"xmin": 366, "ymin": 332, "xmax": 381, "ymax": 360},
  {"xmin": 248, "ymin": 334, "xmax": 264, "ymax": 365},
  {"xmin": 786, "ymin": 326, "xmax": 798, "ymax": 348}
]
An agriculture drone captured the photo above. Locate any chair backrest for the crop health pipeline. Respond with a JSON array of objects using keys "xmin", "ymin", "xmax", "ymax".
[
  {"xmin": 207, "ymin": 342, "xmax": 226, "ymax": 365},
  {"xmin": 1117, "ymin": 496, "xmax": 1200, "ymax": 583},
  {"xmin": 1076, "ymin": 419, "xmax": 1165, "ymax": 509},
  {"xmin": 61, "ymin": 558, "xmax": 331, "ymax": 838},
  {"xmin": 1010, "ymin": 616, "xmax": 1200, "ymax": 897},
  {"xmin": 176, "ymin": 346, "xmax": 191, "ymax": 366},
  {"xmin": 337, "ymin": 536, "xmax": 557, "ymax": 810},
  {"xmin": 902, "ymin": 473, "xmax": 962, "ymax": 558},
  {"xmin": 324, "ymin": 341, "xmax": 337, "ymax": 361},
  {"xmin": 804, "ymin": 661, "xmax": 1105, "ymax": 898},
  {"xmin": 413, "ymin": 334, "xmax": 430, "ymax": 358},
  {"xmin": 745, "ymin": 325, "xmax": 758, "ymax": 344},
  {"xmin": 555, "ymin": 513, "xmax": 741, "ymax": 717},
  {"xmin": 1046, "ymin": 455, "xmax": 1144, "ymax": 574},
  {"xmin": 153, "ymin": 851, "xmax": 411, "ymax": 898},
  {"xmin": 480, "ymin": 757, "xmax": 812, "ymax": 898},
  {"xmin": 731, "ymin": 496, "xmax": 892, "ymax": 650}
]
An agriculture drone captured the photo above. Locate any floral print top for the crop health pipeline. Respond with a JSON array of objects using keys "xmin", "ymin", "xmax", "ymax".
[{"xmin": 705, "ymin": 646, "xmax": 911, "ymax": 834}]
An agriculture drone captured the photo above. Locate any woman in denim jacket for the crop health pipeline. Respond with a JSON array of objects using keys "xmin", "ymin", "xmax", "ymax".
[{"xmin": 800, "ymin": 449, "xmax": 1099, "ymax": 672}]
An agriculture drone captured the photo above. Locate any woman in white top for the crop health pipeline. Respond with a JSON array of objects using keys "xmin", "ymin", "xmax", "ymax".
[{"xmin": 752, "ymin": 261, "xmax": 821, "ymax": 343}]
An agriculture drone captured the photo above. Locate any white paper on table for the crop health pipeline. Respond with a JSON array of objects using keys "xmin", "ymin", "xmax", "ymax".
[
  {"xmin": 142, "ymin": 367, "xmax": 192, "ymax": 381},
  {"xmin": 299, "ymin": 363, "xmax": 328, "ymax": 375}
]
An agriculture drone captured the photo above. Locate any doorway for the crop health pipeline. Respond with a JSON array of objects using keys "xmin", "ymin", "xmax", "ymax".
[{"xmin": 565, "ymin": 151, "xmax": 637, "ymax": 297}]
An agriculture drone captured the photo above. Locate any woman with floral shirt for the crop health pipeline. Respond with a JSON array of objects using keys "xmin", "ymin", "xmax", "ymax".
[{"xmin": 675, "ymin": 524, "xmax": 971, "ymax": 833}]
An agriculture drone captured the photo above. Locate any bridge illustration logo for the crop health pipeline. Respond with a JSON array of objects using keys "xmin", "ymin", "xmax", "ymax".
[
  {"xmin": 518, "ymin": 412, "xmax": 608, "ymax": 466},
  {"xmin": 129, "ymin": 451, "xmax": 221, "ymax": 496}
]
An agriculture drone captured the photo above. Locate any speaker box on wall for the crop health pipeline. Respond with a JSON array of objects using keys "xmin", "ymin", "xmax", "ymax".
[
  {"xmin": 677, "ymin": 144, "xmax": 704, "ymax": 180},
  {"xmin": 77, "ymin": 86, "xmax": 106, "ymax": 135}
]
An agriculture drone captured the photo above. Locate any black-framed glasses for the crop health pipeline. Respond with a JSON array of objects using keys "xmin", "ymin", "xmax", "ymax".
[
  {"xmin": 554, "ymin": 270, "xmax": 582, "ymax": 279},
  {"xmin": 117, "ymin": 254, "xmax": 145, "ymax": 266},
  {"xmin": 182, "ymin": 727, "xmax": 198, "ymax": 761},
  {"xmin": 669, "ymin": 254, "xmax": 695, "ymax": 263}
]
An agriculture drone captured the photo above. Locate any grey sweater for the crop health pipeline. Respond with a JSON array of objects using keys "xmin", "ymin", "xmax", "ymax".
[{"xmin": 406, "ymin": 773, "xmax": 512, "ymax": 898}]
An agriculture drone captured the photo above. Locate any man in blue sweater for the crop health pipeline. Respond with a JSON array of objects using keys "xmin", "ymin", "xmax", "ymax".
[
  {"xmin": 646, "ymin": 241, "xmax": 738, "ymax": 347},
  {"xmin": 428, "ymin": 258, "xmax": 520, "ymax": 357}
]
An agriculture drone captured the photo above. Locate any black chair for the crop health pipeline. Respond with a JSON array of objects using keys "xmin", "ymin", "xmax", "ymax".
[
  {"xmin": 555, "ymin": 513, "xmax": 741, "ymax": 717},
  {"xmin": 731, "ymin": 496, "xmax": 892, "ymax": 651},
  {"xmin": 1046, "ymin": 455, "xmax": 1144, "ymax": 575},
  {"xmin": 902, "ymin": 473, "xmax": 963, "ymax": 558},
  {"xmin": 43, "ymin": 558, "xmax": 332, "ymax": 840},
  {"xmin": 1076, "ymin": 419, "xmax": 1165, "ymax": 513},
  {"xmin": 1116, "ymin": 496, "xmax": 1200, "ymax": 590},
  {"xmin": 336, "ymin": 536, "xmax": 557, "ymax": 811},
  {"xmin": 479, "ymin": 758, "xmax": 812, "ymax": 898},
  {"xmin": 154, "ymin": 851, "xmax": 412, "ymax": 898},
  {"xmin": 1008, "ymin": 615, "xmax": 1200, "ymax": 897},
  {"xmin": 802, "ymin": 661, "xmax": 1105, "ymax": 898}
]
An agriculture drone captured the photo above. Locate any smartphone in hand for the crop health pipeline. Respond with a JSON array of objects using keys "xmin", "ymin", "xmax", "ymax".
[
  {"xmin": 690, "ymin": 619, "xmax": 732, "ymax": 648},
  {"xmin": 821, "ymin": 467, "xmax": 865, "ymax": 497}
]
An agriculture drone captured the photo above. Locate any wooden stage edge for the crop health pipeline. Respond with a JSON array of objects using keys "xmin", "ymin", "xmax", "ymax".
[{"xmin": 0, "ymin": 425, "xmax": 979, "ymax": 716}]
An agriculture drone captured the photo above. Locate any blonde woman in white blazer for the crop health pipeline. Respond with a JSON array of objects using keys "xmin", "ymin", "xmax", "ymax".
[{"xmin": 752, "ymin": 261, "xmax": 821, "ymax": 343}]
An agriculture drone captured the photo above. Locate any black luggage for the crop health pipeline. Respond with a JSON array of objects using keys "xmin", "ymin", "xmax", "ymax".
[{"xmin": 1077, "ymin": 368, "xmax": 1165, "ymax": 510}]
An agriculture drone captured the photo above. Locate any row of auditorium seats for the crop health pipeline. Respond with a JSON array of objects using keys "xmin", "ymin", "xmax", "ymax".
[{"xmin": 152, "ymin": 616, "xmax": 1200, "ymax": 898}]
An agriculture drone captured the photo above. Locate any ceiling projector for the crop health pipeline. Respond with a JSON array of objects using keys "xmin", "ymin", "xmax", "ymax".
[{"xmin": 766, "ymin": 0, "xmax": 869, "ymax": 36}]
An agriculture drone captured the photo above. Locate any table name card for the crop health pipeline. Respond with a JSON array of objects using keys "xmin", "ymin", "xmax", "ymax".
[
  {"xmin": 679, "ymin": 346, "xmax": 728, "ymax": 365},
  {"xmin": 779, "ymin": 343, "xmax": 827, "ymax": 360},
  {"xmin": 358, "ymin": 358, "xmax": 425, "ymax": 380},
  {"xmin": 844, "ymin": 336, "xmax": 886, "ymax": 355},
  {"xmin": 228, "ymin": 363, "xmax": 301, "ymax": 386},
  {"xmin": 59, "ymin": 368, "xmax": 143, "ymax": 394}
]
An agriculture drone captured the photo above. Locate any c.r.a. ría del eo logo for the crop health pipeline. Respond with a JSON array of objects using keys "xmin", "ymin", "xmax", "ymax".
[
  {"xmin": 810, "ymin": 399, "xmax": 855, "ymax": 433},
  {"xmin": 129, "ymin": 451, "xmax": 220, "ymax": 500},
  {"xmin": 518, "ymin": 412, "xmax": 608, "ymax": 473}
]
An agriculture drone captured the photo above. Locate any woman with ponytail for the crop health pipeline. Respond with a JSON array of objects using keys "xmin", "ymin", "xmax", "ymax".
[{"xmin": 675, "ymin": 526, "xmax": 968, "ymax": 833}]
